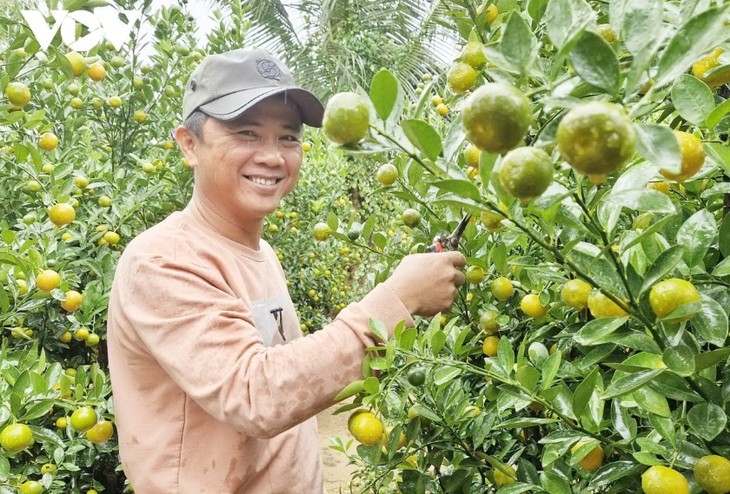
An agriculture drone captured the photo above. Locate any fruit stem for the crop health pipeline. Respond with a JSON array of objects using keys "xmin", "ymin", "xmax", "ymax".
[
  {"xmin": 369, "ymin": 125, "xmax": 442, "ymax": 177},
  {"xmin": 345, "ymin": 239, "xmax": 398, "ymax": 261},
  {"xmin": 571, "ymin": 187, "xmax": 638, "ymax": 311}
]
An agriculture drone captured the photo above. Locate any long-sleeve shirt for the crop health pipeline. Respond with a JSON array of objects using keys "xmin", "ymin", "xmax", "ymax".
[{"xmin": 106, "ymin": 206, "xmax": 413, "ymax": 493}]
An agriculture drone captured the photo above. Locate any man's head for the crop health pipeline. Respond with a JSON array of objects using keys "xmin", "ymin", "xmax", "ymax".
[
  {"xmin": 181, "ymin": 48, "xmax": 323, "ymax": 129},
  {"xmin": 175, "ymin": 49, "xmax": 321, "ymax": 244}
]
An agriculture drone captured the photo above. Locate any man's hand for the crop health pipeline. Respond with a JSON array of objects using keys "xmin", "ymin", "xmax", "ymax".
[{"xmin": 383, "ymin": 251, "xmax": 466, "ymax": 317}]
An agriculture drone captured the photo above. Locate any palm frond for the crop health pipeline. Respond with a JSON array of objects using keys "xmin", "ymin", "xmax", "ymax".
[{"xmin": 216, "ymin": 0, "xmax": 463, "ymax": 99}]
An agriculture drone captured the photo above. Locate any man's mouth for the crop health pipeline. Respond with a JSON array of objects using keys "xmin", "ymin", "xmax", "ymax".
[{"xmin": 244, "ymin": 175, "xmax": 280, "ymax": 186}]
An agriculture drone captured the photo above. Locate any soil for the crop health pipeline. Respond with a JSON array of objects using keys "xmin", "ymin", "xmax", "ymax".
[{"xmin": 318, "ymin": 403, "xmax": 357, "ymax": 493}]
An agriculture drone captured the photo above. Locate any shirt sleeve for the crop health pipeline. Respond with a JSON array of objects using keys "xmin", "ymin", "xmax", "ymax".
[{"xmin": 119, "ymin": 255, "xmax": 413, "ymax": 439}]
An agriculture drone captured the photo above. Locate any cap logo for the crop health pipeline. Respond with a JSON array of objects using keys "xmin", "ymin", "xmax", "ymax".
[{"xmin": 257, "ymin": 59, "xmax": 281, "ymax": 81}]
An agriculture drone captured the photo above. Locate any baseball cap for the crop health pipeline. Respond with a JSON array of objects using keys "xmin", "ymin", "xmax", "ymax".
[{"xmin": 182, "ymin": 48, "xmax": 324, "ymax": 127}]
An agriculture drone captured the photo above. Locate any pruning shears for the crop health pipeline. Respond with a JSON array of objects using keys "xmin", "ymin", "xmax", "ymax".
[{"xmin": 426, "ymin": 214, "xmax": 471, "ymax": 253}]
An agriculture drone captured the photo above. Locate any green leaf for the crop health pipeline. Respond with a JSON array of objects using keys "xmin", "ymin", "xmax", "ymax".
[
  {"xmin": 634, "ymin": 124, "xmax": 681, "ymax": 174},
  {"xmin": 649, "ymin": 414, "xmax": 676, "ymax": 444},
  {"xmin": 363, "ymin": 376, "xmax": 380, "ymax": 395},
  {"xmin": 499, "ymin": 417, "xmax": 559, "ymax": 429},
  {"xmin": 687, "ymin": 403, "xmax": 727, "ymax": 441},
  {"xmin": 700, "ymin": 182, "xmax": 730, "ymax": 200},
  {"xmin": 396, "ymin": 327, "xmax": 417, "ymax": 351},
  {"xmin": 655, "ymin": 5, "xmax": 730, "ymax": 88},
  {"xmin": 27, "ymin": 426, "xmax": 64, "ymax": 449},
  {"xmin": 326, "ymin": 210, "xmax": 339, "ymax": 232},
  {"xmin": 516, "ymin": 365, "xmax": 540, "ymax": 391},
  {"xmin": 613, "ymin": 333, "xmax": 662, "ymax": 354},
  {"xmin": 611, "ymin": 401, "xmax": 637, "ymax": 440},
  {"xmin": 574, "ymin": 317, "xmax": 629, "ymax": 346},
  {"xmin": 1, "ymin": 109, "xmax": 25, "ymax": 127},
  {"xmin": 370, "ymin": 69, "xmax": 399, "ymax": 121},
  {"xmin": 604, "ymin": 189, "xmax": 675, "ymax": 214},
  {"xmin": 707, "ymin": 98, "xmax": 730, "ymax": 130},
  {"xmin": 528, "ymin": 0, "xmax": 549, "ymax": 20},
  {"xmin": 649, "ymin": 373, "xmax": 703, "ymax": 402},
  {"xmin": 602, "ymin": 367, "xmax": 665, "ymax": 400},
  {"xmin": 0, "ymin": 287, "xmax": 8, "ymax": 314},
  {"xmin": 410, "ymin": 403, "xmax": 442, "ymax": 423},
  {"xmin": 478, "ymin": 151, "xmax": 498, "ymax": 186},
  {"xmin": 497, "ymin": 336, "xmax": 515, "ymax": 376},
  {"xmin": 0, "ymin": 455, "xmax": 9, "ymax": 482},
  {"xmin": 706, "ymin": 142, "xmax": 730, "ymax": 177},
  {"xmin": 589, "ymin": 462, "xmax": 645, "ymax": 488},
  {"xmin": 541, "ymin": 351, "xmax": 561, "ymax": 390},
  {"xmin": 618, "ymin": 0, "xmax": 662, "ymax": 54},
  {"xmin": 569, "ymin": 30, "xmax": 619, "ymax": 94},
  {"xmin": 670, "ymin": 75, "xmax": 715, "ymax": 128},
  {"xmin": 693, "ymin": 295, "xmax": 728, "ymax": 347},
  {"xmin": 431, "ymin": 194, "xmax": 483, "ymax": 212},
  {"xmin": 433, "ymin": 366, "xmax": 461, "ymax": 386},
  {"xmin": 540, "ymin": 429, "xmax": 585, "ymax": 443},
  {"xmin": 529, "ymin": 342, "xmax": 549, "ymax": 366},
  {"xmin": 623, "ymin": 214, "xmax": 676, "ymax": 252},
  {"xmin": 658, "ymin": 300, "xmax": 700, "ymax": 324},
  {"xmin": 573, "ymin": 367, "xmax": 600, "ymax": 419},
  {"xmin": 639, "ymin": 245, "xmax": 685, "ymax": 296},
  {"xmin": 711, "ymin": 257, "xmax": 730, "ymax": 277},
  {"xmin": 500, "ymin": 11, "xmax": 535, "ymax": 74},
  {"xmin": 632, "ymin": 386, "xmax": 671, "ymax": 417},
  {"xmin": 677, "ymin": 209, "xmax": 717, "ymax": 269},
  {"xmin": 541, "ymin": 472, "xmax": 572, "ymax": 494},
  {"xmin": 612, "ymin": 161, "xmax": 658, "ymax": 193},
  {"xmin": 696, "ymin": 347, "xmax": 730, "ymax": 371},
  {"xmin": 368, "ymin": 318, "xmax": 388, "ymax": 342},
  {"xmin": 432, "ymin": 179, "xmax": 481, "ymax": 201},
  {"xmin": 431, "ymin": 330, "xmax": 446, "ymax": 356},
  {"xmin": 401, "ymin": 119, "xmax": 442, "ymax": 162},
  {"xmin": 721, "ymin": 215, "xmax": 730, "ymax": 258},
  {"xmin": 361, "ymin": 214, "xmax": 376, "ymax": 242},
  {"xmin": 662, "ymin": 346, "xmax": 695, "ymax": 377},
  {"xmin": 543, "ymin": 0, "xmax": 596, "ymax": 51},
  {"xmin": 334, "ymin": 380, "xmax": 364, "ymax": 401}
]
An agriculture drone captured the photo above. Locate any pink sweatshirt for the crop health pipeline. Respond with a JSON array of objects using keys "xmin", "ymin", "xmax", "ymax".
[{"xmin": 106, "ymin": 207, "xmax": 413, "ymax": 493}]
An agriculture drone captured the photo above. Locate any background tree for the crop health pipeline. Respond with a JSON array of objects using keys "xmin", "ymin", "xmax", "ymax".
[{"xmin": 230, "ymin": 0, "xmax": 460, "ymax": 99}]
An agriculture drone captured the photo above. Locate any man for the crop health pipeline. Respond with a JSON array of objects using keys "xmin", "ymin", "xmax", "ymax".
[{"xmin": 107, "ymin": 48, "xmax": 465, "ymax": 493}]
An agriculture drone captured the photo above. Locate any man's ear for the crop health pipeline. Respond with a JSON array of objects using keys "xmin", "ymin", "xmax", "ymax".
[{"xmin": 175, "ymin": 126, "xmax": 199, "ymax": 168}]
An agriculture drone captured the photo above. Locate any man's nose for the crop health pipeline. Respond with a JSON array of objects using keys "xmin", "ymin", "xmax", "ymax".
[{"xmin": 253, "ymin": 140, "xmax": 285, "ymax": 166}]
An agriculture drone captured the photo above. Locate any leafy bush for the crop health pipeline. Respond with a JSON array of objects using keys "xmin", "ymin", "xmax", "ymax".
[{"xmin": 327, "ymin": 1, "xmax": 730, "ymax": 493}]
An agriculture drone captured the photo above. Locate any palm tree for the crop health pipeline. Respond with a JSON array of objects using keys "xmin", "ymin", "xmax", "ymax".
[{"xmin": 207, "ymin": 0, "xmax": 461, "ymax": 100}]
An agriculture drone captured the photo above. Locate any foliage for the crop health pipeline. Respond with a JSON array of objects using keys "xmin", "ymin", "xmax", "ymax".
[
  {"xmin": 227, "ymin": 0, "xmax": 461, "ymax": 100},
  {"xmin": 326, "ymin": 0, "xmax": 730, "ymax": 492},
  {"xmin": 0, "ymin": 0, "xmax": 393, "ymax": 491}
]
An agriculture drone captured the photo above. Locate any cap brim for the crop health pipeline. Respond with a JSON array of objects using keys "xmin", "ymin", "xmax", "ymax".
[{"xmin": 198, "ymin": 87, "xmax": 324, "ymax": 128}]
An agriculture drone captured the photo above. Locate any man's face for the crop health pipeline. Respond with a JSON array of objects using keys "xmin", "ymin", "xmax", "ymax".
[{"xmin": 181, "ymin": 95, "xmax": 304, "ymax": 228}]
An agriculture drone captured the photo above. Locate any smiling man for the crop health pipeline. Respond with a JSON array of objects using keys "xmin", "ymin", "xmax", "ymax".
[{"xmin": 106, "ymin": 48, "xmax": 465, "ymax": 493}]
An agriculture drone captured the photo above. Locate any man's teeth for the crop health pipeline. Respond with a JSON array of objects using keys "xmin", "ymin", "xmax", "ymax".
[{"xmin": 247, "ymin": 176, "xmax": 278, "ymax": 185}]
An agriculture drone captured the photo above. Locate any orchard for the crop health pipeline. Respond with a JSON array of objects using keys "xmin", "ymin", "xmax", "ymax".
[
  {"xmin": 322, "ymin": 1, "xmax": 730, "ymax": 494},
  {"xmin": 1, "ymin": 0, "xmax": 729, "ymax": 493}
]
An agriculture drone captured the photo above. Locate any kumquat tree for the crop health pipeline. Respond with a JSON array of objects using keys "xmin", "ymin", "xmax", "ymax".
[{"xmin": 318, "ymin": 1, "xmax": 730, "ymax": 493}]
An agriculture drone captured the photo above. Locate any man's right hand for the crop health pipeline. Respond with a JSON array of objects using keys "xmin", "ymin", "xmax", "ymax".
[{"xmin": 383, "ymin": 251, "xmax": 466, "ymax": 317}]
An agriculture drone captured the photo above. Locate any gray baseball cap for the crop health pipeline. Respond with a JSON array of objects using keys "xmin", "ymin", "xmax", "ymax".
[{"xmin": 182, "ymin": 48, "xmax": 324, "ymax": 127}]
